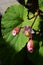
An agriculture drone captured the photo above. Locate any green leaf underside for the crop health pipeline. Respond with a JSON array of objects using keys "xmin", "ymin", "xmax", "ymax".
[
  {"xmin": 1, "ymin": 4, "xmax": 43, "ymax": 65},
  {"xmin": 39, "ymin": 0, "xmax": 43, "ymax": 11}
]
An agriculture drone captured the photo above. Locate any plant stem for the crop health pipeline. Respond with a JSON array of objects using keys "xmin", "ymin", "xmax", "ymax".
[
  {"xmin": 31, "ymin": 14, "xmax": 38, "ymax": 28},
  {"xmin": 31, "ymin": 9, "xmax": 40, "ymax": 28}
]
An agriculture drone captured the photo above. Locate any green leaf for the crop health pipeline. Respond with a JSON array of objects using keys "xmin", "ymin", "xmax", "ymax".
[
  {"xmin": 25, "ymin": 0, "xmax": 28, "ymax": 4},
  {"xmin": 39, "ymin": 0, "xmax": 43, "ymax": 11},
  {"xmin": 1, "ymin": 4, "xmax": 28, "ymax": 53},
  {"xmin": 33, "ymin": 16, "xmax": 40, "ymax": 30},
  {"xmin": 39, "ymin": 46, "xmax": 43, "ymax": 56}
]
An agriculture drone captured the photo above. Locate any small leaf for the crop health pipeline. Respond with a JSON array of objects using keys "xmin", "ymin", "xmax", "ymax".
[
  {"xmin": 39, "ymin": 0, "xmax": 43, "ymax": 11},
  {"xmin": 33, "ymin": 16, "xmax": 40, "ymax": 30},
  {"xmin": 25, "ymin": 0, "xmax": 28, "ymax": 4},
  {"xmin": 39, "ymin": 46, "xmax": 43, "ymax": 56}
]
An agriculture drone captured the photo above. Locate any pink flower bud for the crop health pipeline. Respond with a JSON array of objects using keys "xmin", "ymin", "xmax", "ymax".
[
  {"xmin": 12, "ymin": 27, "xmax": 20, "ymax": 36},
  {"xmin": 27, "ymin": 39, "xmax": 34, "ymax": 53}
]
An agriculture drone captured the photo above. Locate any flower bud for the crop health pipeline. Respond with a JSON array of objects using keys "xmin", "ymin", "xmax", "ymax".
[
  {"xmin": 12, "ymin": 27, "xmax": 20, "ymax": 36},
  {"xmin": 23, "ymin": 26, "xmax": 35, "ymax": 37},
  {"xmin": 27, "ymin": 39, "xmax": 34, "ymax": 53},
  {"xmin": 25, "ymin": 31, "xmax": 30, "ymax": 37}
]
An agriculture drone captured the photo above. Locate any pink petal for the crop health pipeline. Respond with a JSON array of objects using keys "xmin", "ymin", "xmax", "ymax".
[
  {"xmin": 31, "ymin": 30, "xmax": 35, "ymax": 34},
  {"xmin": 28, "ymin": 47, "xmax": 33, "ymax": 53},
  {"xmin": 12, "ymin": 30, "xmax": 16, "ymax": 36}
]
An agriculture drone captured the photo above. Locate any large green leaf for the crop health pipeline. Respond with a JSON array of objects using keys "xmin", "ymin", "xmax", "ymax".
[
  {"xmin": 39, "ymin": 0, "xmax": 43, "ymax": 11},
  {"xmin": 1, "ymin": 4, "xmax": 28, "ymax": 53}
]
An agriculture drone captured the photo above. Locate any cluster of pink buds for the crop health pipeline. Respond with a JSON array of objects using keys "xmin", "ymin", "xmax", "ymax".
[
  {"xmin": 23, "ymin": 26, "xmax": 34, "ymax": 53},
  {"xmin": 12, "ymin": 27, "xmax": 20, "ymax": 36},
  {"xmin": 12, "ymin": 26, "xmax": 34, "ymax": 53}
]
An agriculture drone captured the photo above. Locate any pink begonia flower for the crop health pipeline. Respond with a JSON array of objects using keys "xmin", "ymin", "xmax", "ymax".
[
  {"xmin": 27, "ymin": 39, "xmax": 34, "ymax": 53},
  {"xmin": 12, "ymin": 27, "xmax": 20, "ymax": 36}
]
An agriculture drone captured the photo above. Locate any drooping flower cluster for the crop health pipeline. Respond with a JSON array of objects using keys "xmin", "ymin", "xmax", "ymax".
[
  {"xmin": 23, "ymin": 26, "xmax": 34, "ymax": 53},
  {"xmin": 12, "ymin": 26, "xmax": 34, "ymax": 53}
]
